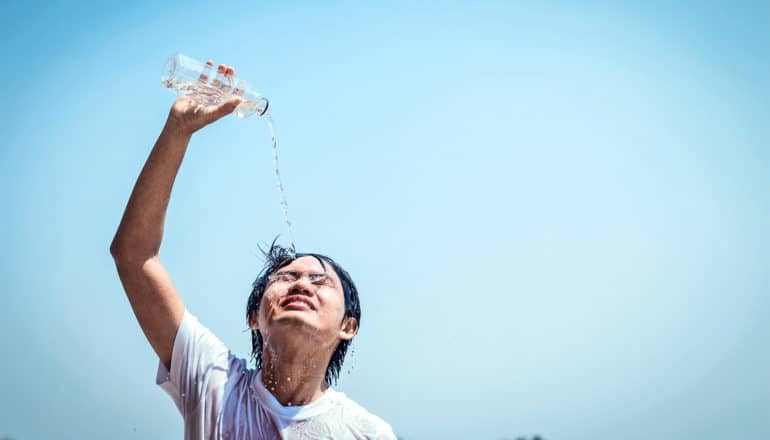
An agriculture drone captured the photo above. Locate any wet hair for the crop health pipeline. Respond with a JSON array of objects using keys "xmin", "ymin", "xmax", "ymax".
[{"xmin": 246, "ymin": 240, "xmax": 361, "ymax": 386}]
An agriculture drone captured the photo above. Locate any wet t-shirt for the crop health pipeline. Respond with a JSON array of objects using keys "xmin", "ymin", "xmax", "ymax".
[{"xmin": 156, "ymin": 310, "xmax": 396, "ymax": 440}]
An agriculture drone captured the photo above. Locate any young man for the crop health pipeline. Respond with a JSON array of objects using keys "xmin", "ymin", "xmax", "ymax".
[{"xmin": 110, "ymin": 61, "xmax": 396, "ymax": 439}]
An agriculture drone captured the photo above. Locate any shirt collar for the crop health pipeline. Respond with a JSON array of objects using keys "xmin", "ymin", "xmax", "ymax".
[{"xmin": 252, "ymin": 370, "xmax": 338, "ymax": 420}]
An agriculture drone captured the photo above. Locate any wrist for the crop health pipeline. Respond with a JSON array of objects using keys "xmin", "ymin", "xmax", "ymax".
[{"xmin": 162, "ymin": 118, "xmax": 194, "ymax": 140}]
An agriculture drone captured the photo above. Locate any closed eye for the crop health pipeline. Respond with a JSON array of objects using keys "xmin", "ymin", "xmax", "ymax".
[
  {"xmin": 309, "ymin": 273, "xmax": 333, "ymax": 286},
  {"xmin": 269, "ymin": 270, "xmax": 300, "ymax": 283}
]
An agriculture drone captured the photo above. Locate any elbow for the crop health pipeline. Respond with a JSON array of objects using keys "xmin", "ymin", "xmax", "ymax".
[
  {"xmin": 110, "ymin": 236, "xmax": 157, "ymax": 264},
  {"xmin": 109, "ymin": 235, "xmax": 127, "ymax": 259},
  {"xmin": 110, "ymin": 243, "xmax": 131, "ymax": 266},
  {"xmin": 109, "ymin": 240, "xmax": 120, "ymax": 258},
  {"xmin": 109, "ymin": 238, "xmax": 120, "ymax": 259}
]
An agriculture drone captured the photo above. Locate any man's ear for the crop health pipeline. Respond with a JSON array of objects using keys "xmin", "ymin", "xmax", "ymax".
[
  {"xmin": 248, "ymin": 310, "xmax": 259, "ymax": 331},
  {"xmin": 339, "ymin": 316, "xmax": 358, "ymax": 341}
]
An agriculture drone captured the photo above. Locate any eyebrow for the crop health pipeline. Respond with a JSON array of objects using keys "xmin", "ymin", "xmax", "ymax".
[
  {"xmin": 271, "ymin": 270, "xmax": 335, "ymax": 284},
  {"xmin": 273, "ymin": 270, "xmax": 299, "ymax": 276},
  {"xmin": 273, "ymin": 270, "xmax": 327, "ymax": 276},
  {"xmin": 270, "ymin": 257, "xmax": 339, "ymax": 285}
]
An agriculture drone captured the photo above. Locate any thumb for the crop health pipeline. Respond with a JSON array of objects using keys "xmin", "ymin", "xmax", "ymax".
[
  {"xmin": 208, "ymin": 96, "xmax": 244, "ymax": 122},
  {"xmin": 219, "ymin": 96, "xmax": 243, "ymax": 116}
]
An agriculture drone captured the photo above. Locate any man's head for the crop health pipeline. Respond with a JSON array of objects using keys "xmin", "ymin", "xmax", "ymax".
[{"xmin": 246, "ymin": 242, "xmax": 361, "ymax": 386}]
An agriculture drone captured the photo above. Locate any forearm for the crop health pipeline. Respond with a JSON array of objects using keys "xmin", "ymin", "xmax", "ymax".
[{"xmin": 110, "ymin": 122, "xmax": 192, "ymax": 260}]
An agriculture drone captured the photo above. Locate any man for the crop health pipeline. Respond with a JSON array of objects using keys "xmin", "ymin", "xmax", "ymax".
[{"xmin": 110, "ymin": 60, "xmax": 396, "ymax": 439}]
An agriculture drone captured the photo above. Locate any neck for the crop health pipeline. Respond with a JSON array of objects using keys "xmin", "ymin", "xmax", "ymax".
[{"xmin": 260, "ymin": 335, "xmax": 335, "ymax": 406}]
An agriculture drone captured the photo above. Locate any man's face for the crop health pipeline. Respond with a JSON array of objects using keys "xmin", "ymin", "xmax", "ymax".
[{"xmin": 252, "ymin": 256, "xmax": 357, "ymax": 346}]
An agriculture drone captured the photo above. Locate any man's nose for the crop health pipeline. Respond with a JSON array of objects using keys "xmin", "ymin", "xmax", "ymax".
[{"xmin": 289, "ymin": 278, "xmax": 315, "ymax": 296}]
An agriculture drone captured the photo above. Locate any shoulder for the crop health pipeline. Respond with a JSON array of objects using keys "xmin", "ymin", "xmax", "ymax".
[{"xmin": 329, "ymin": 390, "xmax": 397, "ymax": 439}]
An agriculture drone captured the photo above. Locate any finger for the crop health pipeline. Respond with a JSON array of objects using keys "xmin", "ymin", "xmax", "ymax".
[
  {"xmin": 198, "ymin": 60, "xmax": 214, "ymax": 83},
  {"xmin": 225, "ymin": 95, "xmax": 243, "ymax": 109},
  {"xmin": 222, "ymin": 65, "xmax": 235, "ymax": 91},
  {"xmin": 233, "ymin": 80, "xmax": 247, "ymax": 97},
  {"xmin": 211, "ymin": 64, "xmax": 228, "ymax": 90},
  {"xmin": 216, "ymin": 65, "xmax": 235, "ymax": 93},
  {"xmin": 224, "ymin": 66, "xmax": 236, "ymax": 91},
  {"xmin": 203, "ymin": 96, "xmax": 243, "ymax": 125}
]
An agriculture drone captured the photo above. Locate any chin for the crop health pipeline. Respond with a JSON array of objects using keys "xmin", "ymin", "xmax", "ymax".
[{"xmin": 272, "ymin": 313, "xmax": 320, "ymax": 333}]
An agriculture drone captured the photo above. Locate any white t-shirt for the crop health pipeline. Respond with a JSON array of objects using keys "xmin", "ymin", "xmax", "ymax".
[{"xmin": 156, "ymin": 310, "xmax": 397, "ymax": 440}]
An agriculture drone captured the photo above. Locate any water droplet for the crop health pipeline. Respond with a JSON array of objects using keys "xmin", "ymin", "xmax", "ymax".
[
  {"xmin": 266, "ymin": 117, "xmax": 296, "ymax": 251},
  {"xmin": 287, "ymin": 377, "xmax": 291, "ymax": 382}
]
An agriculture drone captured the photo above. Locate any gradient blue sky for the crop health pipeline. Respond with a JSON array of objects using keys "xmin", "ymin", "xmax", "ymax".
[{"xmin": 1, "ymin": 1, "xmax": 768, "ymax": 439}]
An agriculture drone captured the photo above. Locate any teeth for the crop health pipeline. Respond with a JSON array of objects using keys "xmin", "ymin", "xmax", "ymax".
[{"xmin": 285, "ymin": 299, "xmax": 310, "ymax": 309}]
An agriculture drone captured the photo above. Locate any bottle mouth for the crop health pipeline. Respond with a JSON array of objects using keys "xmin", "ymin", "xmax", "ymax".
[{"xmin": 259, "ymin": 99, "xmax": 270, "ymax": 117}]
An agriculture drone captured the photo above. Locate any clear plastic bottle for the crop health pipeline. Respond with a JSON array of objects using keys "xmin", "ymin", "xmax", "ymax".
[{"xmin": 161, "ymin": 53, "xmax": 270, "ymax": 118}]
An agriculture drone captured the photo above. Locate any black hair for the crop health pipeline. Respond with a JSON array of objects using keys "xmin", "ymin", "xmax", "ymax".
[{"xmin": 246, "ymin": 240, "xmax": 361, "ymax": 386}]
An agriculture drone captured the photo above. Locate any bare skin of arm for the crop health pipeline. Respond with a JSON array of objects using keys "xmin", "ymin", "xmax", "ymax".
[{"xmin": 110, "ymin": 61, "xmax": 243, "ymax": 369}]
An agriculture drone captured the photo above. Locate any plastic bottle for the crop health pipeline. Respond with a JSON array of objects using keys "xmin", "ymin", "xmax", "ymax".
[{"xmin": 161, "ymin": 53, "xmax": 270, "ymax": 118}]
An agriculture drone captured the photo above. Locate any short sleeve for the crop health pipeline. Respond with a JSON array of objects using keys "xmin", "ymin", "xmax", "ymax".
[
  {"xmin": 376, "ymin": 423, "xmax": 399, "ymax": 440},
  {"xmin": 155, "ymin": 309, "xmax": 230, "ymax": 419}
]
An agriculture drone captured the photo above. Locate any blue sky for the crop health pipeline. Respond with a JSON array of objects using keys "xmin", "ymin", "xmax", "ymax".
[{"xmin": 1, "ymin": 1, "xmax": 768, "ymax": 439}]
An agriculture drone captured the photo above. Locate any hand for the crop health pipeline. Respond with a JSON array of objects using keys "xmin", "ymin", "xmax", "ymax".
[{"xmin": 165, "ymin": 60, "xmax": 244, "ymax": 136}]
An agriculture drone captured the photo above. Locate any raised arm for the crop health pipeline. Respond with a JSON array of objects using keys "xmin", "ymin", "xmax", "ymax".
[{"xmin": 110, "ymin": 61, "xmax": 242, "ymax": 369}]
